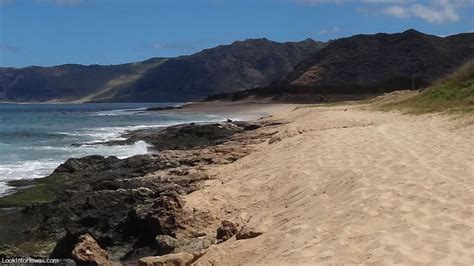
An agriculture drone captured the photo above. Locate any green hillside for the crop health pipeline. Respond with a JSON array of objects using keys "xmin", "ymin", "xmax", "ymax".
[{"xmin": 378, "ymin": 59, "xmax": 474, "ymax": 114}]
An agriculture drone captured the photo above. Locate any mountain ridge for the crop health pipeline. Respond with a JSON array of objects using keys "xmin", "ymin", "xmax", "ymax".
[
  {"xmin": 283, "ymin": 29, "xmax": 474, "ymax": 91},
  {"xmin": 1, "ymin": 30, "xmax": 473, "ymax": 103},
  {"xmin": 0, "ymin": 38, "xmax": 324, "ymax": 102},
  {"xmin": 106, "ymin": 38, "xmax": 324, "ymax": 102}
]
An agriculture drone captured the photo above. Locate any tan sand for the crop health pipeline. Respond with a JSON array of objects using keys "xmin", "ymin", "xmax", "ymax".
[{"xmin": 181, "ymin": 102, "xmax": 473, "ymax": 265}]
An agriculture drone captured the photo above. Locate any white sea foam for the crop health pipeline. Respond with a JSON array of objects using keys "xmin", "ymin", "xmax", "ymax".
[
  {"xmin": 0, "ymin": 160, "xmax": 60, "ymax": 195},
  {"xmin": 59, "ymin": 124, "xmax": 170, "ymax": 143},
  {"xmin": 91, "ymin": 108, "xmax": 148, "ymax": 116},
  {"xmin": 0, "ymin": 160, "xmax": 59, "ymax": 181},
  {"xmin": 0, "ymin": 141, "xmax": 152, "ymax": 196},
  {"xmin": 76, "ymin": 140, "xmax": 151, "ymax": 159},
  {"xmin": 114, "ymin": 140, "xmax": 151, "ymax": 159},
  {"xmin": 18, "ymin": 146, "xmax": 72, "ymax": 151}
]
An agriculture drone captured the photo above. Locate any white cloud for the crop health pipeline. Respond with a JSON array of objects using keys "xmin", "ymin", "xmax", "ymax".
[
  {"xmin": 411, "ymin": 2, "xmax": 458, "ymax": 23},
  {"xmin": 295, "ymin": 0, "xmax": 472, "ymax": 24},
  {"xmin": 382, "ymin": 5, "xmax": 409, "ymax": 17},
  {"xmin": 381, "ymin": 0, "xmax": 471, "ymax": 23}
]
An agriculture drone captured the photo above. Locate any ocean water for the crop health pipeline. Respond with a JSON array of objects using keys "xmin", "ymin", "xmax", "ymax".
[{"xmin": 0, "ymin": 103, "xmax": 232, "ymax": 195}]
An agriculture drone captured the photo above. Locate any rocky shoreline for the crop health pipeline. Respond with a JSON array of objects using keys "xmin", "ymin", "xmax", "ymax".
[{"xmin": 0, "ymin": 119, "xmax": 281, "ymax": 265}]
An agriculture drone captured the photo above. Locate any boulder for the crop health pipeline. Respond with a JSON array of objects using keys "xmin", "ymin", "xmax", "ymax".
[
  {"xmin": 174, "ymin": 237, "xmax": 212, "ymax": 254},
  {"xmin": 235, "ymin": 225, "xmax": 266, "ymax": 240},
  {"xmin": 138, "ymin": 251, "xmax": 205, "ymax": 266},
  {"xmin": 216, "ymin": 220, "xmax": 239, "ymax": 241},
  {"xmin": 154, "ymin": 235, "xmax": 178, "ymax": 254},
  {"xmin": 55, "ymin": 155, "xmax": 120, "ymax": 173},
  {"xmin": 125, "ymin": 122, "xmax": 248, "ymax": 151},
  {"xmin": 71, "ymin": 234, "xmax": 112, "ymax": 266}
]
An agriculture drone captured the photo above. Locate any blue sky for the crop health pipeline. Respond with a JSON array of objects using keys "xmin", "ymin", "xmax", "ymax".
[{"xmin": 1, "ymin": 0, "xmax": 473, "ymax": 67}]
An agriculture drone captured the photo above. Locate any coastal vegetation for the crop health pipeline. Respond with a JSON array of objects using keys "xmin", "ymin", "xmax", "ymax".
[{"xmin": 376, "ymin": 59, "xmax": 474, "ymax": 114}]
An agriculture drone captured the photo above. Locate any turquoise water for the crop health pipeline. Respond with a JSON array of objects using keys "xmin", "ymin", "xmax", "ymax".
[{"xmin": 0, "ymin": 103, "xmax": 230, "ymax": 195}]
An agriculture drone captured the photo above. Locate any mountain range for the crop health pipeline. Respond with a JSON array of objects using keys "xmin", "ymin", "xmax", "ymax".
[
  {"xmin": 0, "ymin": 39, "xmax": 323, "ymax": 102},
  {"xmin": 0, "ymin": 30, "xmax": 472, "ymax": 103},
  {"xmin": 284, "ymin": 29, "xmax": 474, "ymax": 92}
]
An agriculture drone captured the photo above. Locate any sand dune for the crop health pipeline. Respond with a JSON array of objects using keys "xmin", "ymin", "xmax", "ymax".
[{"xmin": 183, "ymin": 104, "xmax": 473, "ymax": 265}]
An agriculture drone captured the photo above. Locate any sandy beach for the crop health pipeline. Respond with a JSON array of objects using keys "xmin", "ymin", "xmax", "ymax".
[
  {"xmin": 1, "ymin": 101, "xmax": 472, "ymax": 265},
  {"xmin": 174, "ymin": 102, "xmax": 474, "ymax": 265}
]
